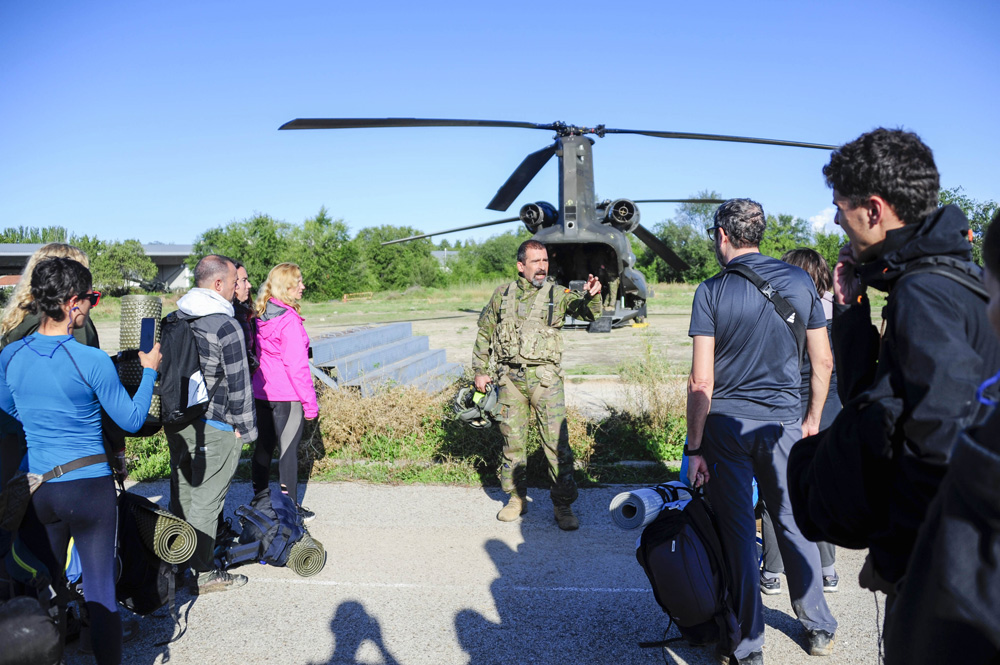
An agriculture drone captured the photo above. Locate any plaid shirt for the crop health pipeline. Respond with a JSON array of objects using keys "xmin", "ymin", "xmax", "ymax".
[{"xmin": 183, "ymin": 312, "xmax": 258, "ymax": 442}]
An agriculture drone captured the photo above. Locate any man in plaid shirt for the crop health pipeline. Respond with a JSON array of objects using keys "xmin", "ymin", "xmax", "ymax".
[{"xmin": 167, "ymin": 254, "xmax": 258, "ymax": 594}]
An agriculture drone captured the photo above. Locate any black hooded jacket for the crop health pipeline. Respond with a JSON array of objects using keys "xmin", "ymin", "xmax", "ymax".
[
  {"xmin": 883, "ymin": 406, "xmax": 1000, "ymax": 664},
  {"xmin": 789, "ymin": 204, "xmax": 1000, "ymax": 584}
]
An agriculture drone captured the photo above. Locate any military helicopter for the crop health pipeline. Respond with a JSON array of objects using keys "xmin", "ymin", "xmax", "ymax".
[{"xmin": 279, "ymin": 118, "xmax": 835, "ymax": 331}]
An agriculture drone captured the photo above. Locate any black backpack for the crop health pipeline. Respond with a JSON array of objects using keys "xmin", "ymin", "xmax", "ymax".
[
  {"xmin": 156, "ymin": 312, "xmax": 212, "ymax": 428},
  {"xmin": 220, "ymin": 488, "xmax": 305, "ymax": 569},
  {"xmin": 636, "ymin": 483, "xmax": 741, "ymax": 657},
  {"xmin": 115, "ymin": 492, "xmax": 178, "ymax": 616}
]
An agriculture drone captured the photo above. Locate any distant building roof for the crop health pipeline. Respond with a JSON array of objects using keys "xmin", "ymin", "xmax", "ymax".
[
  {"xmin": 0, "ymin": 275, "xmax": 20, "ymax": 287},
  {"xmin": 0, "ymin": 243, "xmax": 194, "ymax": 272}
]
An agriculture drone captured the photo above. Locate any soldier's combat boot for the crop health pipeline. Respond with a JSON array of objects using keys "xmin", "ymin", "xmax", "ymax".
[
  {"xmin": 554, "ymin": 504, "xmax": 579, "ymax": 531},
  {"xmin": 497, "ymin": 494, "xmax": 527, "ymax": 522}
]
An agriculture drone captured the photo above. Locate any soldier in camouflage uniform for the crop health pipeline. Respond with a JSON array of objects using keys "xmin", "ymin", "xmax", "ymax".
[{"xmin": 472, "ymin": 239, "xmax": 602, "ymax": 530}]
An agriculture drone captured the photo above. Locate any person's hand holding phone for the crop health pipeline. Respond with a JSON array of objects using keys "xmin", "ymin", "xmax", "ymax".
[
  {"xmin": 138, "ymin": 317, "xmax": 161, "ymax": 371},
  {"xmin": 139, "ymin": 343, "xmax": 161, "ymax": 372}
]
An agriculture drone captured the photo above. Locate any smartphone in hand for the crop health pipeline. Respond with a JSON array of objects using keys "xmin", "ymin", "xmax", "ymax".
[{"xmin": 140, "ymin": 317, "xmax": 156, "ymax": 353}]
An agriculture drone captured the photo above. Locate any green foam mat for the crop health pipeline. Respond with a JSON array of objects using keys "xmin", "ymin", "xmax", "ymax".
[
  {"xmin": 130, "ymin": 503, "xmax": 197, "ymax": 565},
  {"xmin": 286, "ymin": 535, "xmax": 326, "ymax": 577}
]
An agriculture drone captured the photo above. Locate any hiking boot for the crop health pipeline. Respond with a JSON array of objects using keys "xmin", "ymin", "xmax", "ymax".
[
  {"xmin": 759, "ymin": 572, "xmax": 781, "ymax": 595},
  {"xmin": 822, "ymin": 573, "xmax": 839, "ymax": 593},
  {"xmin": 297, "ymin": 504, "xmax": 316, "ymax": 524},
  {"xmin": 553, "ymin": 504, "xmax": 579, "ymax": 531},
  {"xmin": 194, "ymin": 569, "xmax": 248, "ymax": 594},
  {"xmin": 737, "ymin": 651, "xmax": 764, "ymax": 665},
  {"xmin": 807, "ymin": 629, "xmax": 836, "ymax": 656},
  {"xmin": 497, "ymin": 494, "xmax": 527, "ymax": 522}
]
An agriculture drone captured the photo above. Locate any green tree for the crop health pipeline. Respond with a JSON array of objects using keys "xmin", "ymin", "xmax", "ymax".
[
  {"xmin": 190, "ymin": 213, "xmax": 291, "ymax": 287},
  {"xmin": 69, "ymin": 234, "xmax": 107, "ymax": 264},
  {"xmin": 635, "ymin": 220, "xmax": 718, "ymax": 284},
  {"xmin": 445, "ymin": 228, "xmax": 531, "ymax": 285},
  {"xmin": 940, "ymin": 186, "xmax": 998, "ymax": 265},
  {"xmin": 635, "ymin": 191, "xmax": 721, "ymax": 283},
  {"xmin": 813, "ymin": 230, "xmax": 847, "ymax": 273},
  {"xmin": 87, "ymin": 239, "xmax": 157, "ymax": 295},
  {"xmin": 0, "ymin": 226, "xmax": 68, "ymax": 243},
  {"xmin": 288, "ymin": 207, "xmax": 363, "ymax": 300},
  {"xmin": 760, "ymin": 214, "xmax": 811, "ymax": 258},
  {"xmin": 354, "ymin": 225, "xmax": 443, "ymax": 290}
]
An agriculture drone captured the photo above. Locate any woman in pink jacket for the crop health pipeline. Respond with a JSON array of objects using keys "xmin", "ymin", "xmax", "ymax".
[{"xmin": 250, "ymin": 263, "xmax": 318, "ymax": 521}]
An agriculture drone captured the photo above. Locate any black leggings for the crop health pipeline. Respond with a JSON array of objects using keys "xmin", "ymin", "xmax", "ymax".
[
  {"xmin": 20, "ymin": 475, "xmax": 121, "ymax": 665},
  {"xmin": 251, "ymin": 400, "xmax": 304, "ymax": 501}
]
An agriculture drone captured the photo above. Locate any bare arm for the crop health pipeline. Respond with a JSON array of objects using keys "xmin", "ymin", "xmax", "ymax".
[
  {"xmin": 803, "ymin": 326, "xmax": 833, "ymax": 437},
  {"xmin": 686, "ymin": 335, "xmax": 714, "ymax": 487}
]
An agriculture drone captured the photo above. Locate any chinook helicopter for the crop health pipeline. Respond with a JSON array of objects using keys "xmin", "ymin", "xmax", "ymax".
[{"xmin": 279, "ymin": 118, "xmax": 836, "ymax": 332}]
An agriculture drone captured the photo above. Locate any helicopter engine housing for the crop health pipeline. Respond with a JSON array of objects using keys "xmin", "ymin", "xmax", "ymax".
[
  {"xmin": 519, "ymin": 201, "xmax": 558, "ymax": 233},
  {"xmin": 604, "ymin": 199, "xmax": 639, "ymax": 233}
]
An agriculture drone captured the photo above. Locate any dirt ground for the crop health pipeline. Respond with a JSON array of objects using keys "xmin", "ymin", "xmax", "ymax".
[{"xmin": 95, "ymin": 310, "xmax": 694, "ymax": 420}]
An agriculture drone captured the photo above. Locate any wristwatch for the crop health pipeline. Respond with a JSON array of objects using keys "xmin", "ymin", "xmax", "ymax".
[{"xmin": 683, "ymin": 443, "xmax": 703, "ymax": 457}]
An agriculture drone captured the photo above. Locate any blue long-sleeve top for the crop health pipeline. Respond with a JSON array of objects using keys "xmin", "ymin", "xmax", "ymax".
[{"xmin": 0, "ymin": 333, "xmax": 156, "ymax": 482}]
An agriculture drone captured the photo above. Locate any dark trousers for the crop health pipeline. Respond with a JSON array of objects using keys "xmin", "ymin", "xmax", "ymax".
[
  {"xmin": 251, "ymin": 400, "xmax": 304, "ymax": 501},
  {"xmin": 761, "ymin": 501, "xmax": 836, "ymax": 574},
  {"xmin": 704, "ymin": 414, "xmax": 837, "ymax": 659},
  {"xmin": 21, "ymin": 476, "xmax": 122, "ymax": 665},
  {"xmin": 167, "ymin": 421, "xmax": 241, "ymax": 572}
]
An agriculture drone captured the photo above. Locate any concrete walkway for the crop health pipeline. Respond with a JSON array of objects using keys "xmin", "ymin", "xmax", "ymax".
[{"xmin": 68, "ymin": 482, "xmax": 886, "ymax": 665}]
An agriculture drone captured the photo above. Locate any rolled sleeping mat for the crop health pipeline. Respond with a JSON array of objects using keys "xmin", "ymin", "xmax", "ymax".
[
  {"xmin": 128, "ymin": 501, "xmax": 197, "ymax": 565},
  {"xmin": 286, "ymin": 534, "xmax": 326, "ymax": 577},
  {"xmin": 118, "ymin": 295, "xmax": 163, "ymax": 420},
  {"xmin": 609, "ymin": 487, "xmax": 672, "ymax": 530}
]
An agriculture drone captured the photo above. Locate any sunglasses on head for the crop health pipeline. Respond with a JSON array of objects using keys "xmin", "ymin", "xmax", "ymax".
[{"xmin": 77, "ymin": 291, "xmax": 101, "ymax": 307}]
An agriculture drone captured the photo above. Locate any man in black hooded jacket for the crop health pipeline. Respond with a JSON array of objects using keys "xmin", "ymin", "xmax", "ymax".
[{"xmin": 788, "ymin": 128, "xmax": 1000, "ymax": 598}]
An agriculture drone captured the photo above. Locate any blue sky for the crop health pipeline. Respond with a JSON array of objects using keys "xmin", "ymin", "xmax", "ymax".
[{"xmin": 2, "ymin": 0, "xmax": 997, "ymax": 246}]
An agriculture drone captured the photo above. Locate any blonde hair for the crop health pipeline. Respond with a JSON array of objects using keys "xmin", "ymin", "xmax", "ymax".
[
  {"xmin": 1, "ymin": 243, "xmax": 90, "ymax": 335},
  {"xmin": 255, "ymin": 263, "xmax": 303, "ymax": 316}
]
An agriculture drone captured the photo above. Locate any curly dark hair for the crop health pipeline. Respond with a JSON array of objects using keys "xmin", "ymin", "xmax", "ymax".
[
  {"xmin": 517, "ymin": 239, "xmax": 546, "ymax": 264},
  {"xmin": 714, "ymin": 199, "xmax": 766, "ymax": 249},
  {"xmin": 27, "ymin": 257, "xmax": 92, "ymax": 322},
  {"xmin": 823, "ymin": 128, "xmax": 939, "ymax": 226}
]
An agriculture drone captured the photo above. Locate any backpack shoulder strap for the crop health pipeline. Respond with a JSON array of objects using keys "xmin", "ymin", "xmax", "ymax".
[
  {"xmin": 725, "ymin": 262, "xmax": 807, "ymax": 361},
  {"xmin": 897, "ymin": 256, "xmax": 988, "ymax": 300},
  {"xmin": 524, "ymin": 282, "xmax": 552, "ymax": 324}
]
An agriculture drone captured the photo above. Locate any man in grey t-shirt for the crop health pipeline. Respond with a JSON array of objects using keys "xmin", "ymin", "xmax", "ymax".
[{"xmin": 685, "ymin": 199, "xmax": 837, "ymax": 663}]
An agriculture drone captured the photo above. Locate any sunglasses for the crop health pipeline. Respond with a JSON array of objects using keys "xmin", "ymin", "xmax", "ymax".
[
  {"xmin": 77, "ymin": 291, "xmax": 101, "ymax": 307},
  {"xmin": 706, "ymin": 225, "xmax": 723, "ymax": 240}
]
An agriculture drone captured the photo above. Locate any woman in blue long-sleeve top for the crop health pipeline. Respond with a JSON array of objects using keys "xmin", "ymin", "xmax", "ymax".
[{"xmin": 0, "ymin": 257, "xmax": 160, "ymax": 665}]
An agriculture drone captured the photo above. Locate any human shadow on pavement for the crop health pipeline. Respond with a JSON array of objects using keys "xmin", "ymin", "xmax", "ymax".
[
  {"xmin": 311, "ymin": 599, "xmax": 402, "ymax": 665},
  {"xmin": 454, "ymin": 537, "xmax": 520, "ymax": 665}
]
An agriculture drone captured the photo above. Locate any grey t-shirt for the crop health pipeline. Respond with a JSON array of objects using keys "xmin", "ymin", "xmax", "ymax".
[{"xmin": 688, "ymin": 252, "xmax": 826, "ymax": 421}]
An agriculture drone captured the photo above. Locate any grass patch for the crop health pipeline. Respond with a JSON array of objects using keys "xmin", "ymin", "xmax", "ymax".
[{"xmin": 124, "ymin": 430, "xmax": 171, "ymax": 482}]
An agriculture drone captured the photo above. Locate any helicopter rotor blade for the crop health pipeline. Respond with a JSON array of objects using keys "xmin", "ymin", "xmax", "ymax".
[
  {"xmin": 601, "ymin": 128, "xmax": 836, "ymax": 151},
  {"xmin": 632, "ymin": 198, "xmax": 726, "ymax": 205},
  {"xmin": 486, "ymin": 143, "xmax": 557, "ymax": 212},
  {"xmin": 632, "ymin": 223, "xmax": 691, "ymax": 273},
  {"xmin": 380, "ymin": 216, "xmax": 520, "ymax": 246},
  {"xmin": 280, "ymin": 118, "xmax": 559, "ymax": 131}
]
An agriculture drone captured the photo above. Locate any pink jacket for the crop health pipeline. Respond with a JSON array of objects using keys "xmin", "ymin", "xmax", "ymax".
[{"xmin": 251, "ymin": 298, "xmax": 318, "ymax": 419}]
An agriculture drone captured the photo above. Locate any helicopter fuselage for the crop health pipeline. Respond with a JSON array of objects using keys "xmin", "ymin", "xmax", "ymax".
[{"xmin": 525, "ymin": 133, "xmax": 647, "ymax": 329}]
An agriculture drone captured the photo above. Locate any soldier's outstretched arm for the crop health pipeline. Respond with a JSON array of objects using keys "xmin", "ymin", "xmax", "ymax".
[{"xmin": 562, "ymin": 275, "xmax": 603, "ymax": 322}]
